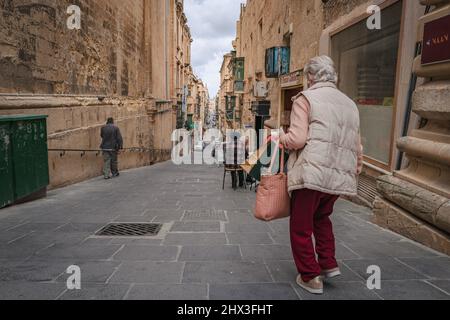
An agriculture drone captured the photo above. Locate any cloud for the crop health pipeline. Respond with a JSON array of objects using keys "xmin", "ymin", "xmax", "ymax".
[{"xmin": 185, "ymin": 0, "xmax": 245, "ymax": 97}]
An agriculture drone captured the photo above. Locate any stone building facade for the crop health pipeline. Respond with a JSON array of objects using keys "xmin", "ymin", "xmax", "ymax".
[
  {"xmin": 372, "ymin": 0, "xmax": 450, "ymax": 255},
  {"xmin": 186, "ymin": 75, "xmax": 209, "ymax": 130},
  {"xmin": 218, "ymin": 0, "xmax": 323, "ymax": 135},
  {"xmin": 0, "ymin": 0, "xmax": 203, "ymax": 188},
  {"xmin": 223, "ymin": 0, "xmax": 449, "ymax": 254},
  {"xmin": 218, "ymin": 52, "xmax": 234, "ymax": 133}
]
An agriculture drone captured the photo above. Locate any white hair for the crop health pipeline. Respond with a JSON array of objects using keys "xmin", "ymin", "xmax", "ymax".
[{"xmin": 304, "ymin": 55, "xmax": 338, "ymax": 85}]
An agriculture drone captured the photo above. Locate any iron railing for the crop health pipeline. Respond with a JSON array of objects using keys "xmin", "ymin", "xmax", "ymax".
[{"xmin": 48, "ymin": 148, "xmax": 171, "ymax": 158}]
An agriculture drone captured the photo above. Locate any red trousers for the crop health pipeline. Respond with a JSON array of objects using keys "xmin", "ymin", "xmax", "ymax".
[{"xmin": 290, "ymin": 188, "xmax": 339, "ymax": 282}]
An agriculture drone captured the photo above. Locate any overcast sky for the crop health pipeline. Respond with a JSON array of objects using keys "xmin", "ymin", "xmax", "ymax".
[{"xmin": 185, "ymin": 0, "xmax": 245, "ymax": 98}]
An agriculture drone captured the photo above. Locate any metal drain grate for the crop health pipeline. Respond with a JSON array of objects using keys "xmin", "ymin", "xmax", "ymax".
[
  {"xmin": 96, "ymin": 223, "xmax": 163, "ymax": 237},
  {"xmin": 183, "ymin": 209, "xmax": 227, "ymax": 221}
]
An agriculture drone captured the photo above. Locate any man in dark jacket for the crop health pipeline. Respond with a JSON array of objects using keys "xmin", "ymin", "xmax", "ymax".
[{"xmin": 100, "ymin": 118, "xmax": 123, "ymax": 179}]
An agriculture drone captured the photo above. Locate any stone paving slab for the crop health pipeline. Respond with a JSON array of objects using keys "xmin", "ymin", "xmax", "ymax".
[
  {"xmin": 343, "ymin": 258, "xmax": 427, "ymax": 281},
  {"xmin": 209, "ymin": 283, "xmax": 299, "ymax": 300},
  {"xmin": 171, "ymin": 221, "xmax": 221, "ymax": 232},
  {"xmin": 428, "ymin": 280, "xmax": 450, "ymax": 294},
  {"xmin": 59, "ymin": 283, "xmax": 130, "ymax": 300},
  {"xmin": 54, "ymin": 260, "xmax": 121, "ymax": 283},
  {"xmin": 112, "ymin": 245, "xmax": 179, "ymax": 262},
  {"xmin": 0, "ymin": 281, "xmax": 66, "ymax": 300},
  {"xmin": 33, "ymin": 244, "xmax": 122, "ymax": 261},
  {"xmin": 0, "ymin": 260, "xmax": 70, "ymax": 282},
  {"xmin": 227, "ymin": 233, "xmax": 274, "ymax": 245},
  {"xmin": 375, "ymin": 280, "xmax": 450, "ymax": 300},
  {"xmin": 126, "ymin": 284, "xmax": 208, "ymax": 300},
  {"xmin": 163, "ymin": 233, "xmax": 227, "ymax": 245},
  {"xmin": 397, "ymin": 257, "xmax": 450, "ymax": 279},
  {"xmin": 178, "ymin": 245, "xmax": 242, "ymax": 261},
  {"xmin": 182, "ymin": 261, "xmax": 273, "ymax": 284},
  {"xmin": 240, "ymin": 245, "xmax": 293, "ymax": 262},
  {"xmin": 108, "ymin": 261, "xmax": 184, "ymax": 284},
  {"xmin": 0, "ymin": 162, "xmax": 449, "ymax": 300}
]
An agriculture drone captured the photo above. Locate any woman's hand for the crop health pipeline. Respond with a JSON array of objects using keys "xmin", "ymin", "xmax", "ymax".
[{"xmin": 270, "ymin": 128, "xmax": 285, "ymax": 148}]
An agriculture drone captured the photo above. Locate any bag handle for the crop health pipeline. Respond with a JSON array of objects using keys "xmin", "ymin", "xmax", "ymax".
[{"xmin": 268, "ymin": 141, "xmax": 285, "ymax": 174}]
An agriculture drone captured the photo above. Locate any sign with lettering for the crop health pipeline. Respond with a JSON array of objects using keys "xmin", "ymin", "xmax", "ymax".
[
  {"xmin": 280, "ymin": 70, "xmax": 303, "ymax": 88},
  {"xmin": 421, "ymin": 14, "xmax": 450, "ymax": 65}
]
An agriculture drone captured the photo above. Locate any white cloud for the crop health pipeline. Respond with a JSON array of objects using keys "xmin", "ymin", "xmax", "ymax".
[{"xmin": 185, "ymin": 0, "xmax": 245, "ymax": 97}]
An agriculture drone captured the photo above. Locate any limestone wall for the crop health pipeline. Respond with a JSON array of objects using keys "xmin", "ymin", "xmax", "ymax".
[
  {"xmin": 0, "ymin": 1, "xmax": 178, "ymax": 189},
  {"xmin": 323, "ymin": 0, "xmax": 373, "ymax": 27},
  {"xmin": 0, "ymin": 95, "xmax": 158, "ymax": 188},
  {"xmin": 0, "ymin": 0, "xmax": 150, "ymax": 96}
]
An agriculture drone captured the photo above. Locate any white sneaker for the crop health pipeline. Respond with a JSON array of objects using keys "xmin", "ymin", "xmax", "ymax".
[
  {"xmin": 321, "ymin": 268, "xmax": 341, "ymax": 279},
  {"xmin": 296, "ymin": 275, "xmax": 324, "ymax": 295}
]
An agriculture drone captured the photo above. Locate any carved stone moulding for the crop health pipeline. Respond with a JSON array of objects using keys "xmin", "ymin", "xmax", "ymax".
[
  {"xmin": 413, "ymin": 81, "xmax": 450, "ymax": 120},
  {"xmin": 377, "ymin": 175, "xmax": 450, "ymax": 234},
  {"xmin": 373, "ymin": 196, "xmax": 450, "ymax": 255}
]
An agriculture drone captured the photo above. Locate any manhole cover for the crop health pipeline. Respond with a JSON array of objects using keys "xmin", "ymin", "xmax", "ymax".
[
  {"xmin": 96, "ymin": 223, "xmax": 163, "ymax": 237},
  {"xmin": 183, "ymin": 209, "xmax": 227, "ymax": 221}
]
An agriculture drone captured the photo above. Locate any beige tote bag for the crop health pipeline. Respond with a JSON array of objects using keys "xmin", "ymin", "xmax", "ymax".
[{"xmin": 254, "ymin": 144, "xmax": 291, "ymax": 221}]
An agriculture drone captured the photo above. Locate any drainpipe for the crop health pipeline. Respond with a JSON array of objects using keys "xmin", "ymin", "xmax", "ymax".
[{"xmin": 165, "ymin": 0, "xmax": 170, "ymax": 100}]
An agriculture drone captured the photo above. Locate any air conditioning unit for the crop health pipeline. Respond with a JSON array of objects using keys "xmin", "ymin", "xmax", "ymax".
[{"xmin": 254, "ymin": 81, "xmax": 268, "ymax": 98}]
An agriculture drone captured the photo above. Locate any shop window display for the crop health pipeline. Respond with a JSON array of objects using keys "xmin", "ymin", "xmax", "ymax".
[{"xmin": 331, "ymin": 2, "xmax": 402, "ymax": 165}]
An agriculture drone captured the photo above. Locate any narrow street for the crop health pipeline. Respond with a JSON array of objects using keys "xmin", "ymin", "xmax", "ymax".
[{"xmin": 0, "ymin": 162, "xmax": 448, "ymax": 300}]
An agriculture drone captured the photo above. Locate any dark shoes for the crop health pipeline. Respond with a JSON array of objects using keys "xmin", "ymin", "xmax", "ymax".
[{"xmin": 104, "ymin": 173, "xmax": 119, "ymax": 180}]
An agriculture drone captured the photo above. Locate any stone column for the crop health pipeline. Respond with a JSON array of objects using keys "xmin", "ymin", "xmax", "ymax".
[{"xmin": 373, "ymin": 0, "xmax": 450, "ymax": 255}]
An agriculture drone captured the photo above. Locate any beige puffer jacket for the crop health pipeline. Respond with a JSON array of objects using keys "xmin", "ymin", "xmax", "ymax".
[{"xmin": 287, "ymin": 82, "xmax": 361, "ymax": 196}]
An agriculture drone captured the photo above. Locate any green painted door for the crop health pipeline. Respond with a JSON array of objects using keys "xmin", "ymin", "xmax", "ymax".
[
  {"xmin": 11, "ymin": 119, "xmax": 49, "ymax": 200},
  {"xmin": 0, "ymin": 123, "xmax": 14, "ymax": 208}
]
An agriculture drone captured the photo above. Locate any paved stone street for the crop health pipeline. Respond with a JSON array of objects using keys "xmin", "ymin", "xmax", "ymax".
[{"xmin": 0, "ymin": 161, "xmax": 449, "ymax": 300}]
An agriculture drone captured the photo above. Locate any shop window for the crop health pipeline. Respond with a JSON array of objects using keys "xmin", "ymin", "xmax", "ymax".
[{"xmin": 331, "ymin": 1, "xmax": 402, "ymax": 165}]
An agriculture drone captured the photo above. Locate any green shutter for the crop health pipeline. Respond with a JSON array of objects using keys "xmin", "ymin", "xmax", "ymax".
[
  {"xmin": 265, "ymin": 47, "xmax": 290, "ymax": 77},
  {"xmin": 280, "ymin": 47, "xmax": 290, "ymax": 75},
  {"xmin": 234, "ymin": 57, "xmax": 245, "ymax": 81},
  {"xmin": 234, "ymin": 80, "xmax": 244, "ymax": 93}
]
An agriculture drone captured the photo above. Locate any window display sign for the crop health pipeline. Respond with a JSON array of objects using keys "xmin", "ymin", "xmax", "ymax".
[{"xmin": 421, "ymin": 14, "xmax": 450, "ymax": 65}]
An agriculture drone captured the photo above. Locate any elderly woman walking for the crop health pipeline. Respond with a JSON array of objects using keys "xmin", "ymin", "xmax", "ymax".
[{"xmin": 277, "ymin": 56, "xmax": 363, "ymax": 295}]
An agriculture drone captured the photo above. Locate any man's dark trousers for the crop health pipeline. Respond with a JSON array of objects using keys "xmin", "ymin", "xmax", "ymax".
[
  {"xmin": 103, "ymin": 151, "xmax": 118, "ymax": 178},
  {"xmin": 100, "ymin": 123, "xmax": 123, "ymax": 178}
]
